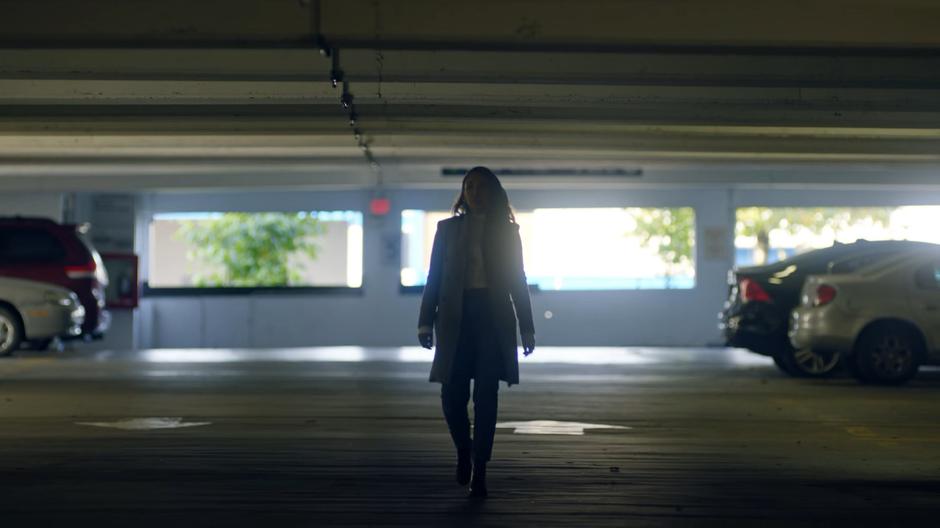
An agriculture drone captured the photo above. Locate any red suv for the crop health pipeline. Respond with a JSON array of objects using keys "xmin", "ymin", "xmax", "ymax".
[{"xmin": 0, "ymin": 217, "xmax": 110, "ymax": 340}]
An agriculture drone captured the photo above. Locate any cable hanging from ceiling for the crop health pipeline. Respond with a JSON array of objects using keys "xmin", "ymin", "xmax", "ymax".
[{"xmin": 315, "ymin": 34, "xmax": 381, "ymax": 179}]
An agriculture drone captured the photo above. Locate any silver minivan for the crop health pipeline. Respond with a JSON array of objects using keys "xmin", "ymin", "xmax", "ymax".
[{"xmin": 0, "ymin": 276, "xmax": 85, "ymax": 356}]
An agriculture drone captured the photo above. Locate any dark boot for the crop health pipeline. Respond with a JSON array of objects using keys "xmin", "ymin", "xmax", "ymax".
[
  {"xmin": 468, "ymin": 461, "xmax": 488, "ymax": 498},
  {"xmin": 456, "ymin": 447, "xmax": 472, "ymax": 485}
]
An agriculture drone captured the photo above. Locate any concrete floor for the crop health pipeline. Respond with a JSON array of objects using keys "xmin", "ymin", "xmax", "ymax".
[{"xmin": 1, "ymin": 346, "xmax": 939, "ymax": 527}]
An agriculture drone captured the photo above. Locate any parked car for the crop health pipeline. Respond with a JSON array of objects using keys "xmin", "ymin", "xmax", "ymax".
[
  {"xmin": 0, "ymin": 217, "xmax": 110, "ymax": 341},
  {"xmin": 789, "ymin": 247, "xmax": 940, "ymax": 384},
  {"xmin": 719, "ymin": 240, "xmax": 938, "ymax": 377},
  {"xmin": 0, "ymin": 276, "xmax": 85, "ymax": 356}
]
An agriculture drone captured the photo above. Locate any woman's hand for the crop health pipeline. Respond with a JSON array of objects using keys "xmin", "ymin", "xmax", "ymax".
[
  {"xmin": 522, "ymin": 333, "xmax": 535, "ymax": 356},
  {"xmin": 418, "ymin": 332, "xmax": 433, "ymax": 349}
]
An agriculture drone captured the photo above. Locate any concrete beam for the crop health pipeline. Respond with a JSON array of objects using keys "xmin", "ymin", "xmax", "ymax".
[
  {"xmin": 3, "ymin": 0, "xmax": 940, "ymax": 49},
  {"xmin": 2, "ymin": 49, "xmax": 940, "ymax": 87},
  {"xmin": 2, "ymin": 1, "xmax": 939, "ymax": 188}
]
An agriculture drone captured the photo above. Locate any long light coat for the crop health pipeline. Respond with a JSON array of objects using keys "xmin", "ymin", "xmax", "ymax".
[{"xmin": 418, "ymin": 214, "xmax": 535, "ymax": 386}]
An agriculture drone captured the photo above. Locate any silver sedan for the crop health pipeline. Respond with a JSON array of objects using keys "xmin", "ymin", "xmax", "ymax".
[
  {"xmin": 0, "ymin": 277, "xmax": 85, "ymax": 356},
  {"xmin": 789, "ymin": 248, "xmax": 940, "ymax": 384}
]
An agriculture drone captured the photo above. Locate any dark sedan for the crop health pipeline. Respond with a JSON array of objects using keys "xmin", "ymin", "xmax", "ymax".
[{"xmin": 720, "ymin": 239, "xmax": 938, "ymax": 377}]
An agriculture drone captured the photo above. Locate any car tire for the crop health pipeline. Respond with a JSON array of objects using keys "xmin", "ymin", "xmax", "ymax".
[
  {"xmin": 0, "ymin": 306, "xmax": 24, "ymax": 357},
  {"xmin": 773, "ymin": 345, "xmax": 841, "ymax": 378},
  {"xmin": 790, "ymin": 347, "xmax": 842, "ymax": 378},
  {"xmin": 852, "ymin": 323, "xmax": 922, "ymax": 385}
]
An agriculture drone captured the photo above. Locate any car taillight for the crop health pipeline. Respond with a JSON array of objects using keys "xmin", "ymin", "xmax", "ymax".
[
  {"xmin": 65, "ymin": 261, "xmax": 96, "ymax": 279},
  {"xmin": 739, "ymin": 278, "xmax": 772, "ymax": 303},
  {"xmin": 814, "ymin": 284, "xmax": 837, "ymax": 307}
]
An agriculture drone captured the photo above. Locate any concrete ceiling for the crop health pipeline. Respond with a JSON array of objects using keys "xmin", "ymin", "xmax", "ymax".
[{"xmin": 1, "ymin": 0, "xmax": 940, "ymax": 190}]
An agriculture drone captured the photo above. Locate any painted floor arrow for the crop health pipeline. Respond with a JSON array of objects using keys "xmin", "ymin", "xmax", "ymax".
[
  {"xmin": 75, "ymin": 417, "xmax": 211, "ymax": 430},
  {"xmin": 496, "ymin": 420, "xmax": 630, "ymax": 435}
]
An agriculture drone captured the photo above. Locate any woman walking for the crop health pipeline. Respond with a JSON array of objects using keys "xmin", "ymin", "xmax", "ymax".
[{"xmin": 417, "ymin": 166, "xmax": 536, "ymax": 498}]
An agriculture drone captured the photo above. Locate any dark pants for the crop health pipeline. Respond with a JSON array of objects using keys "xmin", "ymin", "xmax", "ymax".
[{"xmin": 441, "ymin": 287, "xmax": 502, "ymax": 463}]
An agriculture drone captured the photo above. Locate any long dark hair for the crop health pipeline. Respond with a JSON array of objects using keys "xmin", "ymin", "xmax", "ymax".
[{"xmin": 451, "ymin": 166, "xmax": 517, "ymax": 224}]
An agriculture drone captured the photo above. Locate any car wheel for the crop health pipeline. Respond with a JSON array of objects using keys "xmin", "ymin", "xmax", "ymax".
[
  {"xmin": 773, "ymin": 345, "xmax": 840, "ymax": 378},
  {"xmin": 853, "ymin": 323, "xmax": 921, "ymax": 385},
  {"xmin": 790, "ymin": 348, "xmax": 841, "ymax": 378},
  {"xmin": 0, "ymin": 306, "xmax": 24, "ymax": 357}
]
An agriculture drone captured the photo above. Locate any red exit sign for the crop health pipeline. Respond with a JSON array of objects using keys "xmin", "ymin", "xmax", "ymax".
[{"xmin": 369, "ymin": 197, "xmax": 391, "ymax": 215}]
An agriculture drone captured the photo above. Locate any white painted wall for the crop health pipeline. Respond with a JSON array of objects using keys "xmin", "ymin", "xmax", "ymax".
[
  {"xmin": 0, "ymin": 192, "xmax": 63, "ymax": 221},
  {"xmin": 89, "ymin": 180, "xmax": 940, "ymax": 350},
  {"xmin": 133, "ymin": 186, "xmax": 733, "ymax": 348}
]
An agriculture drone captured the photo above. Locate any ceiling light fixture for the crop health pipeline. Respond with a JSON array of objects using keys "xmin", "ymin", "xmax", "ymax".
[{"xmin": 314, "ymin": 27, "xmax": 381, "ymax": 183}]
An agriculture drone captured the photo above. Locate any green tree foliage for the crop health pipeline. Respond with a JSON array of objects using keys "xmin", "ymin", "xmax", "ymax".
[
  {"xmin": 736, "ymin": 207, "xmax": 893, "ymax": 264},
  {"xmin": 630, "ymin": 207, "xmax": 696, "ymax": 278},
  {"xmin": 176, "ymin": 212, "xmax": 326, "ymax": 287}
]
